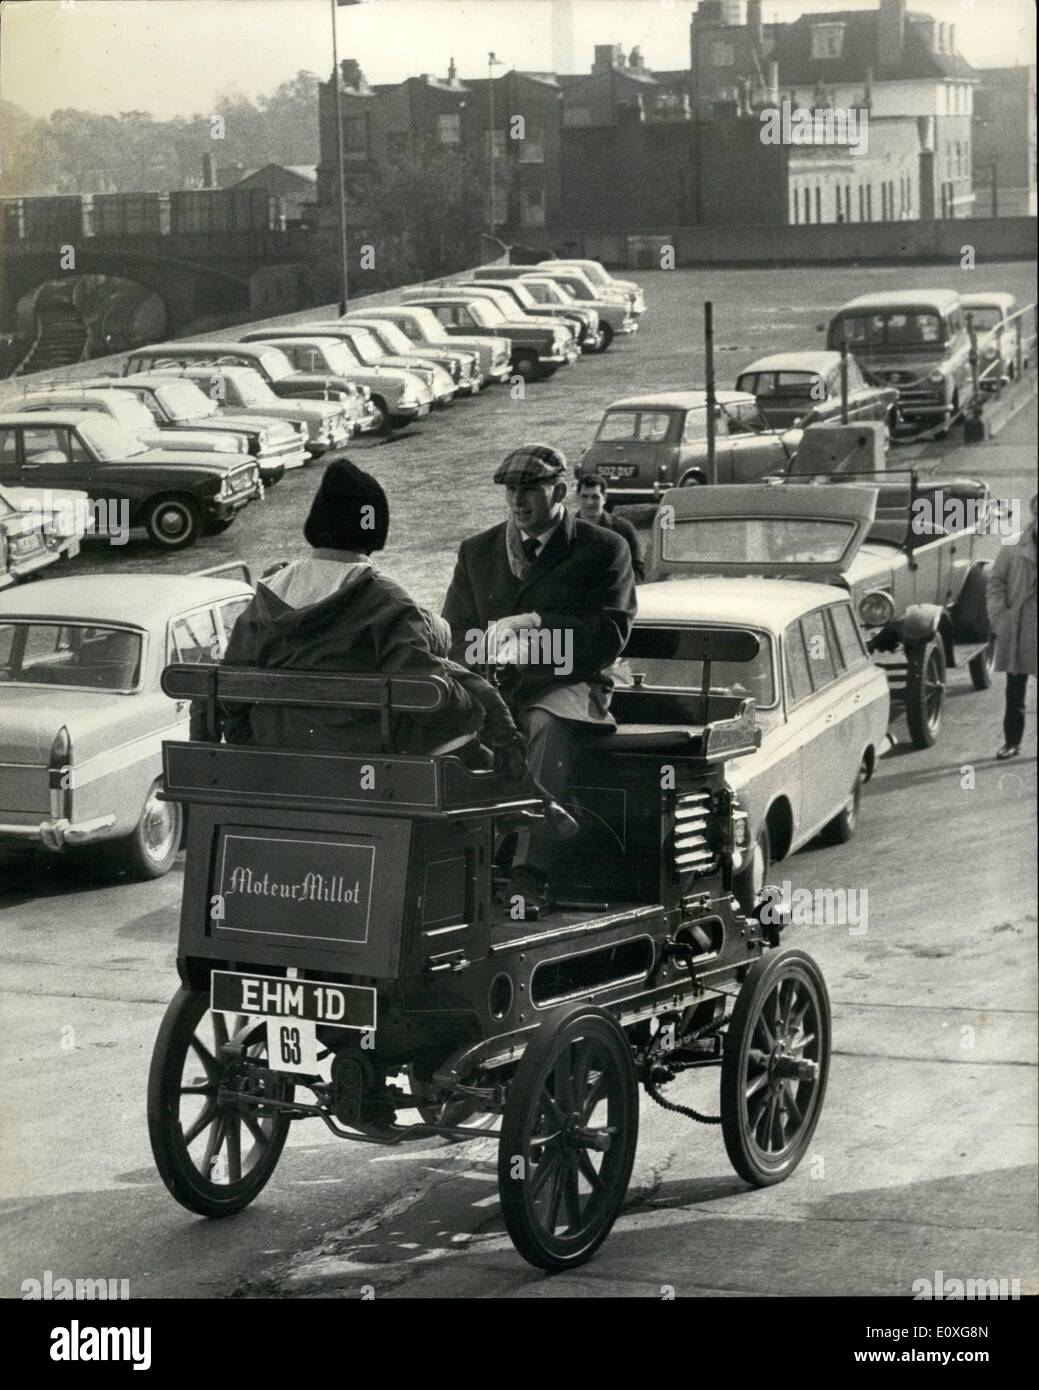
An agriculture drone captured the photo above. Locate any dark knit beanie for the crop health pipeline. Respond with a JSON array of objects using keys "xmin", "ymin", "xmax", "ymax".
[{"xmin": 303, "ymin": 459, "xmax": 389, "ymax": 553}]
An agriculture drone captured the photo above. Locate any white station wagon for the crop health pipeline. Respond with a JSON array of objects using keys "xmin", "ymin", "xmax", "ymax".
[{"xmin": 0, "ymin": 568, "xmax": 253, "ymax": 878}]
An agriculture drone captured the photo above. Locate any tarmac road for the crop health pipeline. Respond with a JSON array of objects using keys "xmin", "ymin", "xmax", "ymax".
[{"xmin": 0, "ymin": 266, "xmax": 1035, "ymax": 1300}]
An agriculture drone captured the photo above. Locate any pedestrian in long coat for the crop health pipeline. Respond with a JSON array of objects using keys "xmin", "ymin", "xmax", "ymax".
[{"xmin": 986, "ymin": 492, "xmax": 1037, "ymax": 758}]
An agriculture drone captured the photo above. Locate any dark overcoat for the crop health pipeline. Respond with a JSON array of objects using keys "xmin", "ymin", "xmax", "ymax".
[{"xmin": 442, "ymin": 510, "xmax": 636, "ymax": 703}]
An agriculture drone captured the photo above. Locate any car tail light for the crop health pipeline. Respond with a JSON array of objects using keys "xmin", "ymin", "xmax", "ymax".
[
  {"xmin": 859, "ymin": 590, "xmax": 895, "ymax": 628},
  {"xmin": 48, "ymin": 725, "xmax": 73, "ymax": 818}
]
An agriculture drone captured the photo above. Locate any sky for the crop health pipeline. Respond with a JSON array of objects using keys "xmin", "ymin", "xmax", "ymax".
[{"xmin": 0, "ymin": 0, "xmax": 1035, "ymax": 121}]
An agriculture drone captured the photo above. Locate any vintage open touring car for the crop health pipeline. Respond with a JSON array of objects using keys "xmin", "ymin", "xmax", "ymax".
[{"xmin": 148, "ymin": 642, "xmax": 832, "ymax": 1272}]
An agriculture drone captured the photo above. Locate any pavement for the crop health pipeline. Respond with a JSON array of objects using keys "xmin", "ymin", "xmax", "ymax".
[{"xmin": 0, "ymin": 263, "xmax": 1035, "ymax": 1299}]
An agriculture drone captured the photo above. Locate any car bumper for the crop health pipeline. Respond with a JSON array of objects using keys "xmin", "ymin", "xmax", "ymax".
[
  {"xmin": 615, "ymin": 319, "xmax": 639, "ymax": 335},
  {"xmin": 0, "ymin": 547, "xmax": 63, "ymax": 584},
  {"xmin": 0, "ymin": 813, "xmax": 117, "ymax": 850},
  {"xmin": 394, "ymin": 400, "xmax": 433, "ymax": 421},
  {"xmin": 601, "ymin": 485, "xmax": 657, "ymax": 504},
  {"xmin": 581, "ymin": 332, "xmax": 604, "ymax": 352},
  {"xmin": 208, "ymin": 490, "xmax": 258, "ymax": 521},
  {"xmin": 897, "ymin": 396, "xmax": 953, "ymax": 420}
]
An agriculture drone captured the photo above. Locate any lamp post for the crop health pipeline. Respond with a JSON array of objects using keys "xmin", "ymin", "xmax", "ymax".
[
  {"xmin": 331, "ymin": 0, "xmax": 364, "ymax": 316},
  {"xmin": 488, "ymin": 51, "xmax": 503, "ymax": 235}
]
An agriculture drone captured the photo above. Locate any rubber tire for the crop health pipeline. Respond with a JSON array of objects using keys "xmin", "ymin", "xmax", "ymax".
[
  {"xmin": 734, "ymin": 821, "xmax": 770, "ymax": 914},
  {"xmin": 721, "ymin": 947, "xmax": 831, "ymax": 1187},
  {"xmin": 497, "ymin": 1005, "xmax": 638, "ymax": 1272},
  {"xmin": 512, "ymin": 352, "xmax": 540, "ymax": 381},
  {"xmin": 820, "ymin": 763, "xmax": 864, "ymax": 845},
  {"xmin": 951, "ymin": 560, "xmax": 992, "ymax": 646},
  {"xmin": 368, "ymin": 396, "xmax": 392, "ymax": 436},
  {"xmin": 148, "ymin": 989, "xmax": 292, "ymax": 1218},
  {"xmin": 592, "ymin": 323, "xmax": 614, "ymax": 353},
  {"xmin": 969, "ymin": 636, "xmax": 996, "ymax": 691},
  {"xmin": 144, "ymin": 495, "xmax": 202, "ymax": 549},
  {"xmin": 108, "ymin": 781, "xmax": 182, "ymax": 880},
  {"xmin": 904, "ymin": 638, "xmax": 946, "ymax": 749}
]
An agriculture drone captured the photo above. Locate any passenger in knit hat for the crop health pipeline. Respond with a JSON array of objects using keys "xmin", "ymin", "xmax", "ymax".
[{"xmin": 303, "ymin": 458, "xmax": 390, "ymax": 554}]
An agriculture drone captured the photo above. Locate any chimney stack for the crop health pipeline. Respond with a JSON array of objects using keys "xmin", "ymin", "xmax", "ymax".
[
  {"xmin": 592, "ymin": 43, "xmax": 624, "ymax": 74},
  {"xmin": 447, "ymin": 56, "xmax": 457, "ymax": 84},
  {"xmin": 878, "ymin": 0, "xmax": 906, "ymax": 73},
  {"xmin": 340, "ymin": 59, "xmax": 368, "ymax": 93}
]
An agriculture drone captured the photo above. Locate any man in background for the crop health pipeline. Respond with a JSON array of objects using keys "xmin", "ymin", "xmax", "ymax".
[{"xmin": 576, "ymin": 472, "xmax": 645, "ymax": 582}]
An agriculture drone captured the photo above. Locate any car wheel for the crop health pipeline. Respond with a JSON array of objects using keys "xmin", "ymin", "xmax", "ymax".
[
  {"xmin": 368, "ymin": 396, "xmax": 391, "ymax": 435},
  {"xmin": 109, "ymin": 780, "xmax": 183, "ymax": 880},
  {"xmin": 821, "ymin": 761, "xmax": 865, "ymax": 845},
  {"xmin": 512, "ymin": 352, "xmax": 540, "ymax": 381},
  {"xmin": 904, "ymin": 638, "xmax": 946, "ymax": 749},
  {"xmin": 968, "ymin": 636, "xmax": 996, "ymax": 691},
  {"xmin": 144, "ymin": 495, "xmax": 202, "ymax": 549},
  {"xmin": 593, "ymin": 323, "xmax": 614, "ymax": 353},
  {"xmin": 734, "ymin": 822, "xmax": 770, "ymax": 914}
]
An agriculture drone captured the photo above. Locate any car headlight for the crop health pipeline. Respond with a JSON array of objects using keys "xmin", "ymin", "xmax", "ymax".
[
  {"xmin": 927, "ymin": 368, "xmax": 945, "ymax": 385},
  {"xmin": 732, "ymin": 808, "xmax": 750, "ymax": 850},
  {"xmin": 982, "ymin": 343, "xmax": 999, "ymax": 360},
  {"xmin": 858, "ymin": 590, "xmax": 895, "ymax": 627}
]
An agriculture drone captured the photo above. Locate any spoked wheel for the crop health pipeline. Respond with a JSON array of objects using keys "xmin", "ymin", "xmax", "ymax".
[
  {"xmin": 904, "ymin": 638, "xmax": 946, "ymax": 748},
  {"xmin": 497, "ymin": 1006, "xmax": 638, "ymax": 1272},
  {"xmin": 721, "ymin": 948, "xmax": 830, "ymax": 1187},
  {"xmin": 148, "ymin": 989, "xmax": 293, "ymax": 1217},
  {"xmin": 968, "ymin": 636, "xmax": 996, "ymax": 691}
]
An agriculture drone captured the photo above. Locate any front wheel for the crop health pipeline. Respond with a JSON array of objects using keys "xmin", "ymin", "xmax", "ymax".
[
  {"xmin": 148, "ymin": 989, "xmax": 292, "ymax": 1218},
  {"xmin": 721, "ymin": 947, "xmax": 831, "ymax": 1186},
  {"xmin": 143, "ymin": 495, "xmax": 202, "ymax": 549},
  {"xmin": 497, "ymin": 1005, "xmax": 638, "ymax": 1272},
  {"xmin": 820, "ymin": 759, "xmax": 865, "ymax": 845},
  {"xmin": 904, "ymin": 638, "xmax": 946, "ymax": 748},
  {"xmin": 512, "ymin": 352, "xmax": 540, "ymax": 381},
  {"xmin": 592, "ymin": 323, "xmax": 614, "ymax": 353},
  {"xmin": 969, "ymin": 636, "xmax": 996, "ymax": 691}
]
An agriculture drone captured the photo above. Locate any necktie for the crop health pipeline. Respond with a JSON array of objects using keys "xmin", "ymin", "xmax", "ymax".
[{"xmin": 521, "ymin": 536, "xmax": 540, "ymax": 563}]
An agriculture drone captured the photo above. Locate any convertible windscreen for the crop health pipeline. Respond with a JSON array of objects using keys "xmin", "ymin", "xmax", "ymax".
[
  {"xmin": 661, "ymin": 516, "xmax": 857, "ymax": 566},
  {"xmin": 0, "ymin": 622, "xmax": 143, "ymax": 691},
  {"xmin": 617, "ymin": 626, "xmax": 776, "ymax": 708}
]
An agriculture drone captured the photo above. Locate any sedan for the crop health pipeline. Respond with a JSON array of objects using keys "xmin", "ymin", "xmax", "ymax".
[
  {"xmin": 0, "ymin": 482, "xmax": 86, "ymax": 587},
  {"xmin": 356, "ymin": 306, "xmax": 511, "ymax": 386},
  {"xmin": 613, "ymin": 577, "xmax": 889, "ymax": 907},
  {"xmin": 335, "ymin": 316, "xmax": 482, "ymax": 395},
  {"xmin": 736, "ymin": 351, "xmax": 900, "ymax": 435},
  {"xmin": 961, "ymin": 292, "xmax": 1028, "ymax": 392},
  {"xmin": 0, "ymin": 568, "xmax": 253, "ymax": 878}
]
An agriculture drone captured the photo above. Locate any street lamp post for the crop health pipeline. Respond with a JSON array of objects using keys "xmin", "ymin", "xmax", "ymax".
[
  {"xmin": 488, "ymin": 51, "xmax": 502, "ymax": 236},
  {"xmin": 331, "ymin": 0, "xmax": 364, "ymax": 316}
]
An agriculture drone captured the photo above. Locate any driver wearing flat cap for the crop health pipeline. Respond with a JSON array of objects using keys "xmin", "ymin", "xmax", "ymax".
[{"xmin": 443, "ymin": 443, "xmax": 637, "ymax": 919}]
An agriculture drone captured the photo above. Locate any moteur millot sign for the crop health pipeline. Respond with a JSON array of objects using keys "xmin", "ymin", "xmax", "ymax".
[{"xmin": 214, "ymin": 832, "xmax": 375, "ymax": 944}]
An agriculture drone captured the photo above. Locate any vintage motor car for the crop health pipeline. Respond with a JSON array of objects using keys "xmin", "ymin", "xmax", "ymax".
[
  {"xmin": 464, "ymin": 270, "xmax": 603, "ymax": 351},
  {"xmin": 445, "ymin": 283, "xmax": 582, "ymax": 349},
  {"xmin": 825, "ymin": 289, "xmax": 973, "ymax": 436},
  {"xmin": 735, "ymin": 351, "xmax": 900, "ymax": 437},
  {"xmin": 617, "ymin": 579, "xmax": 890, "ymax": 908},
  {"xmin": 646, "ymin": 469, "xmax": 996, "ymax": 750},
  {"xmin": 580, "ymin": 390, "xmax": 801, "ymax": 502},
  {"xmin": 331, "ymin": 315, "xmax": 482, "ymax": 396},
  {"xmin": 960, "ymin": 292, "xmax": 1029, "ymax": 392},
  {"xmin": 399, "ymin": 291, "xmax": 578, "ymax": 381},
  {"xmin": 0, "ymin": 481, "xmax": 86, "ymax": 587},
  {"xmin": 242, "ymin": 324, "xmax": 455, "ymax": 409},
  {"xmin": 519, "ymin": 271, "xmax": 636, "ymax": 350},
  {"xmin": 238, "ymin": 333, "xmax": 433, "ymax": 432},
  {"xmin": 535, "ymin": 258, "xmax": 647, "ymax": 317},
  {"xmin": 0, "ymin": 567, "xmax": 253, "ymax": 877},
  {"xmin": 123, "ymin": 342, "xmax": 381, "ymax": 434},
  {"xmin": 354, "ymin": 305, "xmax": 511, "ymax": 386},
  {"xmin": 148, "ymin": 641, "xmax": 831, "ymax": 1271},
  {"xmin": 0, "ymin": 411, "xmax": 261, "ymax": 550},
  {"xmin": 134, "ymin": 363, "xmax": 355, "ymax": 456}
]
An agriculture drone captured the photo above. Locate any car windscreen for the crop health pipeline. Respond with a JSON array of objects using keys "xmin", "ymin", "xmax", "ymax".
[
  {"xmin": 740, "ymin": 371, "xmax": 824, "ymax": 399},
  {"xmin": 336, "ymin": 331, "xmax": 381, "ymax": 365},
  {"xmin": 155, "ymin": 381, "xmax": 215, "ymax": 421},
  {"xmin": 661, "ymin": 516, "xmax": 858, "ymax": 565},
  {"xmin": 467, "ymin": 299, "xmax": 505, "ymax": 326},
  {"xmin": 0, "ymin": 622, "xmax": 143, "ymax": 691},
  {"xmin": 830, "ymin": 311, "xmax": 946, "ymax": 350},
  {"xmin": 229, "ymin": 370, "xmax": 279, "ymax": 406},
  {"xmin": 108, "ymin": 395, "xmax": 158, "ymax": 432},
  {"xmin": 358, "ymin": 321, "xmax": 411, "ymax": 353},
  {"xmin": 596, "ymin": 410, "xmax": 673, "ymax": 443},
  {"xmin": 77, "ymin": 415, "xmax": 149, "ymax": 459},
  {"xmin": 617, "ymin": 626, "xmax": 775, "ymax": 708},
  {"xmin": 963, "ymin": 306, "xmax": 1003, "ymax": 331}
]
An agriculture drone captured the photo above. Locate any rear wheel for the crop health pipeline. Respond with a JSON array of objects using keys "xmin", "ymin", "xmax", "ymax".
[
  {"xmin": 512, "ymin": 351, "xmax": 540, "ymax": 381},
  {"xmin": 969, "ymin": 636, "xmax": 996, "ymax": 691},
  {"xmin": 904, "ymin": 638, "xmax": 946, "ymax": 748},
  {"xmin": 148, "ymin": 989, "xmax": 292, "ymax": 1218},
  {"xmin": 109, "ymin": 780, "xmax": 182, "ymax": 879},
  {"xmin": 498, "ymin": 1006, "xmax": 638, "ymax": 1272},
  {"xmin": 721, "ymin": 947, "xmax": 830, "ymax": 1186},
  {"xmin": 144, "ymin": 495, "xmax": 201, "ymax": 549}
]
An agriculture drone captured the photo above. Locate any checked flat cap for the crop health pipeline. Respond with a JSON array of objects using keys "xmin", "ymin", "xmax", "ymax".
[{"xmin": 493, "ymin": 443, "xmax": 568, "ymax": 485}]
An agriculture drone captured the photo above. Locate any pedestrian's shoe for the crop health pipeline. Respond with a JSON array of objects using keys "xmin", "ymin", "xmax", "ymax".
[
  {"xmin": 507, "ymin": 865, "xmax": 553, "ymax": 922},
  {"xmin": 996, "ymin": 744, "xmax": 1021, "ymax": 760}
]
